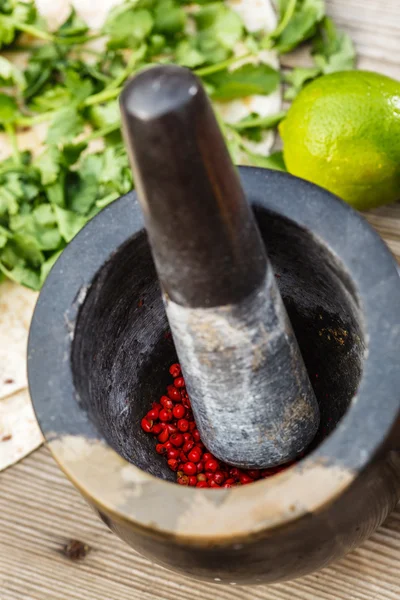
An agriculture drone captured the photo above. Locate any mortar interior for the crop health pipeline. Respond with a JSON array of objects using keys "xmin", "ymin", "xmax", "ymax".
[{"xmin": 72, "ymin": 207, "xmax": 365, "ymax": 481}]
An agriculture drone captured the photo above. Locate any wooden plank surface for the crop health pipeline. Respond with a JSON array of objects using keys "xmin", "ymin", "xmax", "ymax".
[
  {"xmin": 1, "ymin": 0, "xmax": 400, "ymax": 598},
  {"xmin": 1, "ymin": 447, "xmax": 400, "ymax": 600}
]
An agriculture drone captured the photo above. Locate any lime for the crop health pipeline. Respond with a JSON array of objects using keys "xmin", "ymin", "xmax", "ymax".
[{"xmin": 279, "ymin": 71, "xmax": 400, "ymax": 210}]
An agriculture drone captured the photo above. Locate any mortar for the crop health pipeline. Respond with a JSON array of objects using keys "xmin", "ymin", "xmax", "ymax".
[{"xmin": 28, "ymin": 167, "xmax": 400, "ymax": 584}]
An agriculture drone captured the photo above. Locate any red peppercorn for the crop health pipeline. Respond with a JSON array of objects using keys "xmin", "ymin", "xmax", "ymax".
[
  {"xmin": 170, "ymin": 433, "xmax": 184, "ymax": 447},
  {"xmin": 239, "ymin": 473, "xmax": 254, "ymax": 485},
  {"xmin": 141, "ymin": 417, "xmax": 153, "ymax": 433},
  {"xmin": 167, "ymin": 448, "xmax": 180, "ymax": 460},
  {"xmin": 261, "ymin": 469, "xmax": 273, "ymax": 478},
  {"xmin": 213, "ymin": 470, "xmax": 225, "ymax": 485},
  {"xmin": 177, "ymin": 475, "xmax": 189, "ymax": 485},
  {"xmin": 209, "ymin": 480, "xmax": 220, "ymax": 488},
  {"xmin": 248, "ymin": 470, "xmax": 260, "ymax": 480},
  {"xmin": 188, "ymin": 447, "xmax": 202, "ymax": 463},
  {"xmin": 205, "ymin": 459, "xmax": 218, "ymax": 472},
  {"xmin": 169, "ymin": 363, "xmax": 181, "ymax": 378},
  {"xmin": 192, "ymin": 429, "xmax": 201, "ymax": 442},
  {"xmin": 172, "ymin": 404, "xmax": 186, "ymax": 419},
  {"xmin": 160, "ymin": 396, "xmax": 173, "ymax": 410},
  {"xmin": 167, "ymin": 459, "xmax": 179, "ymax": 471},
  {"xmin": 229, "ymin": 467, "xmax": 241, "ymax": 478},
  {"xmin": 140, "ymin": 362, "xmax": 302, "ymax": 490},
  {"xmin": 159, "ymin": 408, "xmax": 172, "ymax": 422},
  {"xmin": 147, "ymin": 407, "xmax": 159, "ymax": 420},
  {"xmin": 182, "ymin": 462, "xmax": 197, "ymax": 476},
  {"xmin": 183, "ymin": 439, "xmax": 194, "ymax": 453},
  {"xmin": 157, "ymin": 429, "xmax": 169, "ymax": 443},
  {"xmin": 167, "ymin": 385, "xmax": 181, "ymax": 402},
  {"xmin": 152, "ymin": 423, "xmax": 162, "ymax": 435},
  {"xmin": 174, "ymin": 377, "xmax": 185, "ymax": 388},
  {"xmin": 177, "ymin": 418, "xmax": 189, "ymax": 432}
]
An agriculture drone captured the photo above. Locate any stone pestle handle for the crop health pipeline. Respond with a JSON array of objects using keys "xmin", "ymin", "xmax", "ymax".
[{"xmin": 120, "ymin": 65, "xmax": 320, "ymax": 469}]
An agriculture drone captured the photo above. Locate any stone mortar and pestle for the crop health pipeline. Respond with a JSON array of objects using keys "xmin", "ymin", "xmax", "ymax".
[{"xmin": 28, "ymin": 66, "xmax": 400, "ymax": 585}]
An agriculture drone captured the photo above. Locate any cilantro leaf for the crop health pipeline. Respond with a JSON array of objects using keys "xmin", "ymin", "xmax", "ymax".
[
  {"xmin": 67, "ymin": 172, "xmax": 98, "ymax": 215},
  {"xmin": 34, "ymin": 146, "xmax": 61, "ymax": 185},
  {"xmin": 0, "ymin": 262, "xmax": 40, "ymax": 289},
  {"xmin": 40, "ymin": 249, "xmax": 63, "ymax": 285},
  {"xmin": 206, "ymin": 64, "xmax": 280, "ymax": 101},
  {"xmin": 246, "ymin": 151, "xmax": 287, "ymax": 171},
  {"xmin": 53, "ymin": 205, "xmax": 88, "ymax": 242},
  {"xmin": 104, "ymin": 7, "xmax": 153, "ymax": 49},
  {"xmin": 0, "ymin": 92, "xmax": 18, "ymax": 124},
  {"xmin": 153, "ymin": 0, "xmax": 186, "ymax": 35},
  {"xmin": 273, "ymin": 0, "xmax": 325, "ymax": 54},
  {"xmin": 57, "ymin": 8, "xmax": 88, "ymax": 39},
  {"xmin": 284, "ymin": 66, "xmax": 321, "ymax": 100},
  {"xmin": 0, "ymin": 55, "xmax": 25, "ymax": 89},
  {"xmin": 312, "ymin": 17, "xmax": 356, "ymax": 74},
  {"xmin": 194, "ymin": 4, "xmax": 243, "ymax": 64},
  {"xmin": 175, "ymin": 40, "xmax": 206, "ymax": 68},
  {"xmin": 46, "ymin": 107, "xmax": 84, "ymax": 145}
]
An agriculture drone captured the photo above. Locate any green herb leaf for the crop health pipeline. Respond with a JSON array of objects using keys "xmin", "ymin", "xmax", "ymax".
[
  {"xmin": 0, "ymin": 262, "xmax": 41, "ymax": 289},
  {"xmin": 46, "ymin": 107, "xmax": 84, "ymax": 145},
  {"xmin": 206, "ymin": 63, "xmax": 279, "ymax": 101},
  {"xmin": 272, "ymin": 0, "xmax": 325, "ymax": 54},
  {"xmin": 34, "ymin": 146, "xmax": 61, "ymax": 185},
  {"xmin": 57, "ymin": 8, "xmax": 89, "ymax": 39},
  {"xmin": 53, "ymin": 205, "xmax": 88, "ymax": 242},
  {"xmin": 312, "ymin": 17, "xmax": 356, "ymax": 74},
  {"xmin": 0, "ymin": 55, "xmax": 25, "ymax": 88},
  {"xmin": 247, "ymin": 151, "xmax": 287, "ymax": 171},
  {"xmin": 283, "ymin": 66, "xmax": 321, "ymax": 99},
  {"xmin": 104, "ymin": 7, "xmax": 153, "ymax": 49},
  {"xmin": 175, "ymin": 40, "xmax": 205, "ymax": 68},
  {"xmin": 40, "ymin": 249, "xmax": 63, "ymax": 284},
  {"xmin": 0, "ymin": 92, "xmax": 18, "ymax": 124},
  {"xmin": 67, "ymin": 172, "xmax": 98, "ymax": 215},
  {"xmin": 153, "ymin": 0, "xmax": 186, "ymax": 35}
]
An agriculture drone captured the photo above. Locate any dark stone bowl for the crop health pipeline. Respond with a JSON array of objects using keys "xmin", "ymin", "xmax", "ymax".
[{"xmin": 28, "ymin": 168, "xmax": 400, "ymax": 585}]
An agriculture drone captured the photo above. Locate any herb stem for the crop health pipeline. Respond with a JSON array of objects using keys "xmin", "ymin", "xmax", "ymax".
[
  {"xmin": 106, "ymin": 44, "xmax": 146, "ymax": 90},
  {"xmin": 230, "ymin": 111, "xmax": 287, "ymax": 131},
  {"xmin": 271, "ymin": 0, "xmax": 298, "ymax": 39},
  {"xmin": 10, "ymin": 20, "xmax": 54, "ymax": 42},
  {"xmin": 194, "ymin": 52, "xmax": 253, "ymax": 77},
  {"xmin": 4, "ymin": 122, "xmax": 21, "ymax": 165},
  {"xmin": 82, "ymin": 121, "xmax": 120, "ymax": 142},
  {"xmin": 83, "ymin": 86, "xmax": 122, "ymax": 107},
  {"xmin": 16, "ymin": 111, "xmax": 56, "ymax": 127}
]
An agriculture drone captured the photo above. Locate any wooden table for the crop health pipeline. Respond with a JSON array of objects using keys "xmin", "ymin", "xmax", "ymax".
[{"xmin": 1, "ymin": 1, "xmax": 400, "ymax": 598}]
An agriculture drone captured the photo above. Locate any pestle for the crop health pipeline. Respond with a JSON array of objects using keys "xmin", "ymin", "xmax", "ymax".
[{"xmin": 120, "ymin": 65, "xmax": 320, "ymax": 469}]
